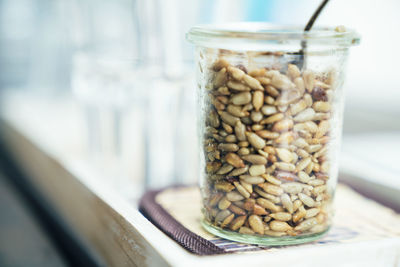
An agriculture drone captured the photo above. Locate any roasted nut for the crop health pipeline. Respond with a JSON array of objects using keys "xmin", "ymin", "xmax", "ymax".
[
  {"xmin": 261, "ymin": 105, "xmax": 278, "ymax": 115},
  {"xmin": 303, "ymin": 70, "xmax": 315, "ymax": 92},
  {"xmin": 230, "ymin": 216, "xmax": 247, "ymax": 231},
  {"xmin": 215, "ymin": 181, "xmax": 235, "ymax": 192},
  {"xmin": 256, "ymin": 130, "xmax": 279, "ymax": 139},
  {"xmin": 271, "ymin": 73, "xmax": 295, "ymax": 90},
  {"xmin": 294, "ymin": 218, "xmax": 318, "ymax": 231},
  {"xmin": 240, "ymin": 180, "xmax": 253, "ymax": 194},
  {"xmin": 220, "ymin": 213, "xmax": 235, "ymax": 228},
  {"xmin": 299, "ymin": 193, "xmax": 316, "ymax": 207},
  {"xmin": 287, "ymin": 64, "xmax": 301, "ymax": 80},
  {"xmin": 218, "ymin": 143, "xmax": 239, "ymax": 152},
  {"xmin": 261, "ymin": 113, "xmax": 284, "ymax": 124},
  {"xmin": 275, "ymin": 171, "xmax": 298, "ymax": 182},
  {"xmin": 253, "ymin": 204, "xmax": 268, "ymax": 215},
  {"xmin": 290, "ymin": 100, "xmax": 307, "ymax": 115},
  {"xmin": 281, "ymin": 182, "xmax": 303, "ymax": 194},
  {"xmin": 294, "ymin": 77, "xmax": 305, "ymax": 93},
  {"xmin": 241, "ymin": 154, "xmax": 267, "ymax": 165},
  {"xmin": 225, "ymin": 153, "xmax": 245, "ymax": 168},
  {"xmin": 265, "ymin": 85, "xmax": 280, "ymax": 97},
  {"xmin": 249, "ymin": 68, "xmax": 266, "ymax": 77},
  {"xmin": 218, "ymin": 197, "xmax": 231, "ymax": 210},
  {"xmin": 250, "ymin": 111, "xmax": 263, "ymax": 122},
  {"xmin": 270, "ymin": 220, "xmax": 292, "ymax": 232},
  {"xmin": 313, "ymin": 101, "xmax": 331, "ymax": 112},
  {"xmin": 281, "ymin": 193, "xmax": 294, "ymax": 213},
  {"xmin": 272, "ymin": 119, "xmax": 294, "ymax": 132},
  {"xmin": 258, "ymin": 183, "xmax": 283, "ymax": 196},
  {"xmin": 234, "ymin": 181, "xmax": 251, "ymax": 198},
  {"xmin": 227, "ymin": 80, "xmax": 250, "ymax": 91},
  {"xmin": 275, "ymin": 162, "xmax": 296, "ymax": 172},
  {"xmin": 256, "ymin": 198, "xmax": 281, "ymax": 212},
  {"xmin": 226, "ymin": 191, "xmax": 245, "ymax": 202},
  {"xmin": 243, "ymin": 75, "xmax": 264, "ymax": 90},
  {"xmin": 276, "ymin": 90, "xmax": 301, "ymax": 106},
  {"xmin": 294, "ymin": 108, "xmax": 315, "ymax": 122},
  {"xmin": 219, "ymin": 111, "xmax": 240, "ymax": 126},
  {"xmin": 215, "ymin": 210, "xmax": 231, "ymax": 224},
  {"xmin": 227, "ymin": 104, "xmax": 247, "ymax": 117},
  {"xmin": 212, "ymin": 58, "xmax": 229, "ymax": 71},
  {"xmin": 216, "ymin": 164, "xmax": 234, "ymax": 175},
  {"xmin": 276, "ymin": 148, "xmax": 293, "ymax": 163},
  {"xmin": 246, "ymin": 132, "xmax": 266, "ymax": 150},
  {"xmin": 252, "ymin": 91, "xmax": 264, "ymax": 111},
  {"xmin": 249, "ymin": 165, "xmax": 266, "ymax": 176},
  {"xmin": 227, "ymin": 66, "xmax": 245, "ymax": 80},
  {"xmin": 249, "ymin": 215, "xmax": 264, "ymax": 234},
  {"xmin": 312, "ymin": 87, "xmax": 328, "ymax": 101},
  {"xmin": 239, "ymin": 226, "xmax": 255, "ymax": 234},
  {"xmin": 239, "ymin": 175, "xmax": 265, "ymax": 185},
  {"xmin": 230, "ymin": 92, "xmax": 252, "ymax": 105}
]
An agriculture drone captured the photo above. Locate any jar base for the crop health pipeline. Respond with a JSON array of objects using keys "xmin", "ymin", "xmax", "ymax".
[{"xmin": 202, "ymin": 220, "xmax": 329, "ymax": 246}]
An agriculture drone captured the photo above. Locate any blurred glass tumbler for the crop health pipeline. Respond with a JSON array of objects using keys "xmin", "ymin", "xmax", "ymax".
[{"xmin": 187, "ymin": 23, "xmax": 359, "ymax": 245}]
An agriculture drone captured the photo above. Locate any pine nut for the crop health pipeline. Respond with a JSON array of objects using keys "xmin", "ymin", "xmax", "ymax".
[
  {"xmin": 256, "ymin": 198, "xmax": 281, "ymax": 212},
  {"xmin": 227, "ymin": 66, "xmax": 245, "ymax": 80},
  {"xmin": 271, "ymin": 73, "xmax": 295, "ymax": 90},
  {"xmin": 218, "ymin": 197, "xmax": 231, "ymax": 210},
  {"xmin": 234, "ymin": 181, "xmax": 251, "ymax": 198},
  {"xmin": 294, "ymin": 108, "xmax": 315, "ymax": 122},
  {"xmin": 230, "ymin": 216, "xmax": 247, "ymax": 231},
  {"xmin": 294, "ymin": 218, "xmax": 318, "ymax": 231},
  {"xmin": 214, "ymin": 68, "xmax": 228, "ymax": 88},
  {"xmin": 230, "ymin": 92, "xmax": 252, "ymax": 105},
  {"xmin": 225, "ymin": 153, "xmax": 245, "ymax": 168},
  {"xmin": 241, "ymin": 154, "xmax": 267, "ymax": 165},
  {"xmin": 281, "ymin": 193, "xmax": 294, "ymax": 213},
  {"xmin": 299, "ymin": 193, "xmax": 316, "ymax": 207},
  {"xmin": 252, "ymin": 90, "xmax": 264, "ymax": 111},
  {"xmin": 287, "ymin": 64, "xmax": 301, "ymax": 80},
  {"xmin": 303, "ymin": 70, "xmax": 315, "ymax": 92},
  {"xmin": 281, "ymin": 183, "xmax": 303, "ymax": 194},
  {"xmin": 226, "ymin": 191, "xmax": 245, "ymax": 202},
  {"xmin": 243, "ymin": 74, "xmax": 264, "ymax": 90},
  {"xmin": 270, "ymin": 220, "xmax": 292, "ymax": 232},
  {"xmin": 249, "ymin": 215, "xmax": 264, "ymax": 234},
  {"xmin": 249, "ymin": 164, "xmax": 266, "ymax": 176},
  {"xmin": 261, "ymin": 105, "xmax": 278, "ymax": 115},
  {"xmin": 276, "ymin": 148, "xmax": 294, "ymax": 163},
  {"xmin": 246, "ymin": 132, "xmax": 266, "ymax": 150},
  {"xmin": 239, "ymin": 175, "xmax": 265, "ymax": 184},
  {"xmin": 227, "ymin": 80, "xmax": 250, "ymax": 91},
  {"xmin": 313, "ymin": 101, "xmax": 331, "ymax": 112}
]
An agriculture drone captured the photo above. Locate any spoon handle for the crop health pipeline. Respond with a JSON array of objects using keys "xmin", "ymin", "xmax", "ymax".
[
  {"xmin": 304, "ymin": 0, "xmax": 330, "ymax": 31},
  {"xmin": 295, "ymin": 0, "xmax": 330, "ymax": 69}
]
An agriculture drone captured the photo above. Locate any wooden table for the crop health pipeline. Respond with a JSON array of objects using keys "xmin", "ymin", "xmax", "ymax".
[{"xmin": 1, "ymin": 92, "xmax": 399, "ymax": 267}]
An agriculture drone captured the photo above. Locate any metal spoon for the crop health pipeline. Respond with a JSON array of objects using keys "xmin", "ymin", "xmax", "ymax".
[{"xmin": 294, "ymin": 0, "xmax": 330, "ymax": 69}]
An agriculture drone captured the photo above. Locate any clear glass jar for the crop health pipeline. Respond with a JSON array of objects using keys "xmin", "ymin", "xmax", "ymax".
[{"xmin": 187, "ymin": 23, "xmax": 359, "ymax": 245}]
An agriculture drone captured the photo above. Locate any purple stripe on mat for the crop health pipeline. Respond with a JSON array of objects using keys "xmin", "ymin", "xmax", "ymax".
[{"xmin": 138, "ymin": 188, "xmax": 225, "ymax": 255}]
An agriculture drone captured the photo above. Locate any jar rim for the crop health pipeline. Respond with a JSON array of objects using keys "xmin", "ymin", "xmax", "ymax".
[{"xmin": 186, "ymin": 22, "xmax": 360, "ymax": 48}]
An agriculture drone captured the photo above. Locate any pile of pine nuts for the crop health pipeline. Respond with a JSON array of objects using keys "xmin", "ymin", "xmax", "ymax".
[{"xmin": 202, "ymin": 55, "xmax": 336, "ymax": 237}]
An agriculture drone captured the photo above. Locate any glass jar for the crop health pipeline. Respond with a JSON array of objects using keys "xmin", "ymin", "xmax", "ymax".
[{"xmin": 187, "ymin": 23, "xmax": 359, "ymax": 245}]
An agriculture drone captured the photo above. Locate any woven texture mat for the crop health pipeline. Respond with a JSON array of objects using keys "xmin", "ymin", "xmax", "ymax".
[{"xmin": 139, "ymin": 184, "xmax": 400, "ymax": 256}]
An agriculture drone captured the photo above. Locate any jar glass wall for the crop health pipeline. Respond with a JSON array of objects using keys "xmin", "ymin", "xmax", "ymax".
[{"xmin": 187, "ymin": 23, "xmax": 359, "ymax": 245}]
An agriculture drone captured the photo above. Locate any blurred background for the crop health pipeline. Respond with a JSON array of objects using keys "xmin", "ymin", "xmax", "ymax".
[
  {"xmin": 0, "ymin": 0, "xmax": 399, "ymax": 265},
  {"xmin": 1, "ymin": 0, "xmax": 399, "ymax": 190}
]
